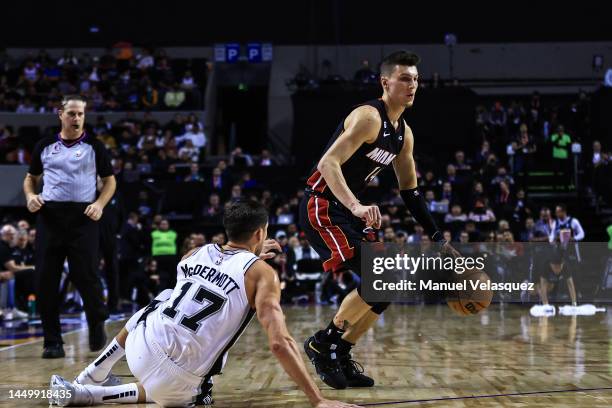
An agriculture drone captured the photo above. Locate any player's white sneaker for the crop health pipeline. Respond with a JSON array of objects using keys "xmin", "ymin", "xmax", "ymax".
[
  {"xmin": 529, "ymin": 304, "xmax": 556, "ymax": 317},
  {"xmin": 4, "ymin": 308, "xmax": 29, "ymax": 320},
  {"xmin": 75, "ymin": 370, "xmax": 122, "ymax": 386},
  {"xmin": 49, "ymin": 375, "xmax": 94, "ymax": 406},
  {"xmin": 542, "ymin": 304, "xmax": 556, "ymax": 316}
]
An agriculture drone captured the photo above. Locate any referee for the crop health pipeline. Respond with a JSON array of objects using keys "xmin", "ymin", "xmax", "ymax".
[{"xmin": 23, "ymin": 95, "xmax": 116, "ymax": 359}]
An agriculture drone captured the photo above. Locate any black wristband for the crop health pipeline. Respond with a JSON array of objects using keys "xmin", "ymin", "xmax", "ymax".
[{"xmin": 400, "ymin": 188, "xmax": 443, "ymax": 241}]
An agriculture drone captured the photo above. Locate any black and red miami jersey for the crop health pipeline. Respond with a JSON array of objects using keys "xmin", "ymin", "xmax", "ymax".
[{"xmin": 305, "ymin": 99, "xmax": 405, "ymax": 204}]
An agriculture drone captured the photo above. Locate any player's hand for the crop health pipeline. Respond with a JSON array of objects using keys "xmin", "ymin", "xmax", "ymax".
[
  {"xmin": 26, "ymin": 194, "xmax": 44, "ymax": 213},
  {"xmin": 84, "ymin": 202, "xmax": 103, "ymax": 221},
  {"xmin": 350, "ymin": 203, "xmax": 381, "ymax": 229},
  {"xmin": 315, "ymin": 399, "xmax": 361, "ymax": 408},
  {"xmin": 260, "ymin": 239, "xmax": 282, "ymax": 260}
]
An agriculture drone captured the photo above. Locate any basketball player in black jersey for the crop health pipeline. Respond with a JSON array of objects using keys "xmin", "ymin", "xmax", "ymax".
[{"xmin": 299, "ymin": 51, "xmax": 459, "ymax": 389}]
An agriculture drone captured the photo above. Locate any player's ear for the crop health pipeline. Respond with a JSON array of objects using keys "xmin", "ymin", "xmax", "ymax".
[
  {"xmin": 255, "ymin": 226, "xmax": 264, "ymax": 241},
  {"xmin": 381, "ymin": 77, "xmax": 388, "ymax": 91}
]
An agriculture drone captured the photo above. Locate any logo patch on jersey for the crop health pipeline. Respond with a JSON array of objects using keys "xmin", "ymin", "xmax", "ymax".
[
  {"xmin": 366, "ymin": 147, "xmax": 396, "ymax": 165},
  {"xmin": 399, "ymin": 134, "xmax": 403, "ymax": 141},
  {"xmin": 383, "ymin": 132, "xmax": 391, "ymax": 137}
]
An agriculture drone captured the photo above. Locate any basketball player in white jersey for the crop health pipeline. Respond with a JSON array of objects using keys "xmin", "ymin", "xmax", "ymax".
[{"xmin": 49, "ymin": 200, "xmax": 358, "ymax": 408}]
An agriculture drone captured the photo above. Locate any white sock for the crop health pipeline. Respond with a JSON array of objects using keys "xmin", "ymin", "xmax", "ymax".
[
  {"xmin": 85, "ymin": 383, "xmax": 139, "ymax": 404},
  {"xmin": 83, "ymin": 338, "xmax": 125, "ymax": 382}
]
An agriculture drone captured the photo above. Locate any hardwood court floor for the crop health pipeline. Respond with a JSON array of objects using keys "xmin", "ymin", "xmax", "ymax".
[{"xmin": 1, "ymin": 304, "xmax": 611, "ymax": 407}]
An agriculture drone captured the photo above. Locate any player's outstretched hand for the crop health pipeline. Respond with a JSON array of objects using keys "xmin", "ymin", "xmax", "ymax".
[
  {"xmin": 260, "ymin": 239, "xmax": 282, "ymax": 260},
  {"xmin": 315, "ymin": 399, "xmax": 362, "ymax": 408},
  {"xmin": 350, "ymin": 203, "xmax": 381, "ymax": 229}
]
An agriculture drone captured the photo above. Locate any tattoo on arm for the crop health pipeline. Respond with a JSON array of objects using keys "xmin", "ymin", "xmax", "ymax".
[{"xmin": 341, "ymin": 320, "xmax": 350, "ymax": 330}]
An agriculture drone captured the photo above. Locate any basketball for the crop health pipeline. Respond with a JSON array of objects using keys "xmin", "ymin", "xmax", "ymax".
[{"xmin": 447, "ymin": 269, "xmax": 493, "ymax": 316}]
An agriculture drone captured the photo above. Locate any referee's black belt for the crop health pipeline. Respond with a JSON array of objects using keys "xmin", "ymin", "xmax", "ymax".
[{"xmin": 44, "ymin": 201, "xmax": 94, "ymax": 209}]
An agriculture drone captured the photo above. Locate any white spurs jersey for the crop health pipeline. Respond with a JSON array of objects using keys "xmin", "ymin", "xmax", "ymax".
[{"xmin": 147, "ymin": 244, "xmax": 258, "ymax": 377}]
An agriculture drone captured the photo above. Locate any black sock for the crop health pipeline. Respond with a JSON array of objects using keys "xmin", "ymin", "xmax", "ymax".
[
  {"xmin": 318, "ymin": 320, "xmax": 346, "ymax": 343},
  {"xmin": 337, "ymin": 338, "xmax": 353, "ymax": 354}
]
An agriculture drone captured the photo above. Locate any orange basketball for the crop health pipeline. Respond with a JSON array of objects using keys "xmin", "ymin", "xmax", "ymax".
[{"xmin": 447, "ymin": 269, "xmax": 493, "ymax": 316}]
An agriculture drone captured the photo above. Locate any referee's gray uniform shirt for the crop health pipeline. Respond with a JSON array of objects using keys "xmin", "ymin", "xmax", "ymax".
[{"xmin": 29, "ymin": 132, "xmax": 113, "ymax": 201}]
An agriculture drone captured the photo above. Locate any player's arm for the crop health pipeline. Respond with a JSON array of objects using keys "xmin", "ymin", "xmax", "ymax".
[
  {"xmin": 571, "ymin": 219, "xmax": 585, "ymax": 241},
  {"xmin": 23, "ymin": 173, "xmax": 44, "ymax": 213},
  {"xmin": 318, "ymin": 106, "xmax": 381, "ymax": 227},
  {"xmin": 393, "ymin": 124, "xmax": 440, "ymax": 240},
  {"xmin": 393, "ymin": 124, "xmax": 459, "ymax": 255},
  {"xmin": 548, "ymin": 221, "xmax": 556, "ymax": 243},
  {"xmin": 2, "ymin": 259, "xmax": 34, "ymax": 272},
  {"xmin": 24, "ymin": 139, "xmax": 45, "ymax": 213},
  {"xmin": 248, "ymin": 261, "xmax": 323, "ymax": 405},
  {"xmin": 247, "ymin": 261, "xmax": 357, "ymax": 408},
  {"xmin": 96, "ymin": 175, "xmax": 117, "ymax": 208},
  {"xmin": 392, "ymin": 124, "xmax": 418, "ymax": 190}
]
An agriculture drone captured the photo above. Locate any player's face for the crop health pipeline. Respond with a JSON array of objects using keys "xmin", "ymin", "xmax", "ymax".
[
  {"xmin": 59, "ymin": 101, "xmax": 86, "ymax": 133},
  {"xmin": 385, "ymin": 65, "xmax": 419, "ymax": 107},
  {"xmin": 556, "ymin": 207, "xmax": 566, "ymax": 219}
]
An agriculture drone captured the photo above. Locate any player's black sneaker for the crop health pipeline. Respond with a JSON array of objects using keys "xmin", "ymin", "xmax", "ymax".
[
  {"xmin": 338, "ymin": 352, "xmax": 374, "ymax": 387},
  {"xmin": 303, "ymin": 335, "xmax": 347, "ymax": 389},
  {"xmin": 42, "ymin": 343, "xmax": 65, "ymax": 359}
]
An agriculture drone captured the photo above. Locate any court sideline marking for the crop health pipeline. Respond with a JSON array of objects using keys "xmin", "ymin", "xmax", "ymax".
[{"xmin": 361, "ymin": 386, "xmax": 612, "ymax": 406}]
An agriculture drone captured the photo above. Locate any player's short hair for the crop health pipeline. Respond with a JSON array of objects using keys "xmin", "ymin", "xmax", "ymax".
[
  {"xmin": 556, "ymin": 203, "xmax": 567, "ymax": 213},
  {"xmin": 60, "ymin": 94, "xmax": 87, "ymax": 109},
  {"xmin": 223, "ymin": 200, "xmax": 268, "ymax": 242},
  {"xmin": 380, "ymin": 50, "xmax": 421, "ymax": 77}
]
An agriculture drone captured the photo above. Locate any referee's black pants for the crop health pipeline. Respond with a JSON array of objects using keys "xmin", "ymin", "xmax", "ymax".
[{"xmin": 36, "ymin": 202, "xmax": 109, "ymax": 347}]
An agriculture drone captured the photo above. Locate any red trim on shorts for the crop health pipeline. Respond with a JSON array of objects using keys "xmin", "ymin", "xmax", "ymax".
[
  {"xmin": 306, "ymin": 196, "xmax": 354, "ymax": 272},
  {"xmin": 306, "ymin": 170, "xmax": 328, "ymax": 193}
]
